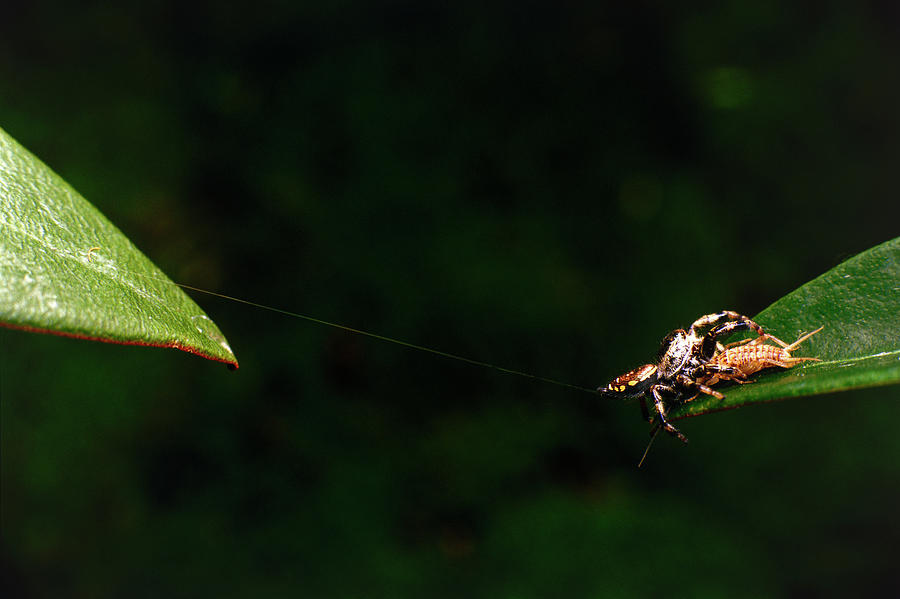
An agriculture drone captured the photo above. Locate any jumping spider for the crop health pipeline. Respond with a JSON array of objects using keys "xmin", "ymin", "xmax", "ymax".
[{"xmin": 598, "ymin": 311, "xmax": 768, "ymax": 443}]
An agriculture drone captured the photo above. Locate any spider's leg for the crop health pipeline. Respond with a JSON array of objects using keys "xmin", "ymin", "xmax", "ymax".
[
  {"xmin": 677, "ymin": 374, "xmax": 725, "ymax": 399},
  {"xmin": 702, "ymin": 363, "xmax": 750, "ymax": 384},
  {"xmin": 707, "ymin": 318, "xmax": 766, "ymax": 342},
  {"xmin": 651, "ymin": 386, "xmax": 689, "ymax": 443},
  {"xmin": 639, "ymin": 396, "xmax": 651, "ymax": 422},
  {"xmin": 695, "ymin": 381, "xmax": 726, "ymax": 399},
  {"xmin": 694, "ymin": 313, "xmax": 766, "ymax": 359},
  {"xmin": 688, "ymin": 362, "xmax": 742, "ymax": 389},
  {"xmin": 688, "ymin": 311, "xmax": 763, "ymax": 337}
]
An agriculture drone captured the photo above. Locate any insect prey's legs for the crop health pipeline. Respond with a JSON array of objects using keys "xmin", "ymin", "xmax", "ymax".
[
  {"xmin": 781, "ymin": 326, "xmax": 825, "ymax": 351},
  {"xmin": 735, "ymin": 325, "xmax": 824, "ymax": 353},
  {"xmin": 721, "ymin": 337, "xmax": 758, "ymax": 350}
]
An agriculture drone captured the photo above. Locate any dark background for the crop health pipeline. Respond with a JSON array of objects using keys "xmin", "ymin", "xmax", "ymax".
[{"xmin": 2, "ymin": 2, "xmax": 900, "ymax": 597}]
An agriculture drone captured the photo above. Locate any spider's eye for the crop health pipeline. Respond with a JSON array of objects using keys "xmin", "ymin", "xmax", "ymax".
[{"xmin": 598, "ymin": 364, "xmax": 657, "ymax": 398}]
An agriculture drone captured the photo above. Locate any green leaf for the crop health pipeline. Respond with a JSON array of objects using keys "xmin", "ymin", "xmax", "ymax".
[
  {"xmin": 670, "ymin": 237, "xmax": 900, "ymax": 420},
  {"xmin": 0, "ymin": 126, "xmax": 238, "ymax": 367}
]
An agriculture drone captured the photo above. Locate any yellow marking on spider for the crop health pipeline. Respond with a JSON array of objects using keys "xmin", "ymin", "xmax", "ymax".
[{"xmin": 87, "ymin": 246, "xmax": 101, "ymax": 261}]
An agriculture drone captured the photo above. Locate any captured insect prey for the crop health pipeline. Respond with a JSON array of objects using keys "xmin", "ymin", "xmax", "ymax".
[{"xmin": 598, "ymin": 311, "xmax": 823, "ymax": 446}]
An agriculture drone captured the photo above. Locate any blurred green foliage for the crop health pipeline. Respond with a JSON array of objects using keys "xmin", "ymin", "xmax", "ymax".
[{"xmin": 1, "ymin": 2, "xmax": 899, "ymax": 597}]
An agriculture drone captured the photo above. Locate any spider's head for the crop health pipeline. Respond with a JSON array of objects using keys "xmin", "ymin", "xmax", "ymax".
[
  {"xmin": 598, "ymin": 363, "xmax": 658, "ymax": 399},
  {"xmin": 656, "ymin": 329, "xmax": 695, "ymax": 376}
]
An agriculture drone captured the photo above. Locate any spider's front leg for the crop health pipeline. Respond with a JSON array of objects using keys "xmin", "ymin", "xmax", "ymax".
[
  {"xmin": 690, "ymin": 311, "xmax": 766, "ymax": 340},
  {"xmin": 707, "ymin": 319, "xmax": 766, "ymax": 343},
  {"xmin": 650, "ymin": 385, "xmax": 689, "ymax": 443},
  {"xmin": 695, "ymin": 313, "xmax": 767, "ymax": 360}
]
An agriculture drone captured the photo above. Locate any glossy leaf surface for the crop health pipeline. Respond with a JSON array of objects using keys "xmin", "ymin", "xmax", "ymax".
[
  {"xmin": 0, "ymin": 127, "xmax": 238, "ymax": 367},
  {"xmin": 670, "ymin": 237, "xmax": 899, "ymax": 420}
]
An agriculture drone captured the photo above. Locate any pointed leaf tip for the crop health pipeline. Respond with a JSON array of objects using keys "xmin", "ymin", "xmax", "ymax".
[{"xmin": 0, "ymin": 126, "xmax": 238, "ymax": 367}]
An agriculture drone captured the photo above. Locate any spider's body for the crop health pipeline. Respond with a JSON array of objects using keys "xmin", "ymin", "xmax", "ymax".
[{"xmin": 599, "ymin": 311, "xmax": 767, "ymax": 443}]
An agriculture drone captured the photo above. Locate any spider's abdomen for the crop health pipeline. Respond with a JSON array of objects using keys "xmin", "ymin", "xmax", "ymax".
[{"xmin": 599, "ymin": 363, "xmax": 658, "ymax": 399}]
